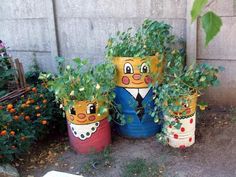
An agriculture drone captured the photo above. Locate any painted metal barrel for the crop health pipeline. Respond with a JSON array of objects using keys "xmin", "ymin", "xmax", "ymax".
[
  {"xmin": 166, "ymin": 94, "xmax": 198, "ymax": 148},
  {"xmin": 112, "ymin": 55, "xmax": 164, "ymax": 138},
  {"xmin": 65, "ymin": 100, "xmax": 111, "ymax": 154}
]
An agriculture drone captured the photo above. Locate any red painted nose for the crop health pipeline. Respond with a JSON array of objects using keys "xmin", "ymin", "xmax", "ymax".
[
  {"xmin": 77, "ymin": 113, "xmax": 86, "ymax": 119},
  {"xmin": 132, "ymin": 74, "xmax": 141, "ymax": 80}
]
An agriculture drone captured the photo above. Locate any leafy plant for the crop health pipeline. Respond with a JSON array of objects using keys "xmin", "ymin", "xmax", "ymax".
[
  {"xmin": 0, "ymin": 40, "xmax": 15, "ymax": 97},
  {"xmin": 191, "ymin": 0, "xmax": 222, "ymax": 46},
  {"xmin": 105, "ymin": 19, "xmax": 175, "ymax": 58},
  {"xmin": 0, "ymin": 84, "xmax": 65, "ymax": 163},
  {"xmin": 153, "ymin": 49, "xmax": 223, "ymax": 144},
  {"xmin": 49, "ymin": 58, "xmax": 116, "ymax": 116}
]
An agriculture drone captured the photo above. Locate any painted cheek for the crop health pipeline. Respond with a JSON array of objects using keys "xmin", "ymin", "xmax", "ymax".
[
  {"xmin": 88, "ymin": 115, "xmax": 96, "ymax": 121},
  {"xmin": 186, "ymin": 108, "xmax": 191, "ymax": 114},
  {"xmin": 144, "ymin": 75, "xmax": 152, "ymax": 84},
  {"xmin": 70, "ymin": 115, "xmax": 74, "ymax": 121},
  {"xmin": 122, "ymin": 76, "xmax": 130, "ymax": 85}
]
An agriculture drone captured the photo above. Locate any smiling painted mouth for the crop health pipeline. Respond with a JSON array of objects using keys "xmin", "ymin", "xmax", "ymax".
[
  {"xmin": 131, "ymin": 81, "xmax": 144, "ymax": 84},
  {"xmin": 76, "ymin": 119, "xmax": 87, "ymax": 123}
]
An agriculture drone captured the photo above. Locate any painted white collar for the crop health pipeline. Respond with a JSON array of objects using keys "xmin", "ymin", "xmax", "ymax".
[{"xmin": 125, "ymin": 88, "xmax": 150, "ymax": 99}]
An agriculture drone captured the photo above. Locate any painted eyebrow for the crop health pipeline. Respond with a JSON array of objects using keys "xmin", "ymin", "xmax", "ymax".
[
  {"xmin": 125, "ymin": 59, "xmax": 134, "ymax": 62},
  {"xmin": 141, "ymin": 58, "xmax": 146, "ymax": 61}
]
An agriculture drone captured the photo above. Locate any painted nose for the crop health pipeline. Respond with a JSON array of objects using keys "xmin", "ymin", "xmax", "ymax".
[
  {"xmin": 132, "ymin": 74, "xmax": 141, "ymax": 80},
  {"xmin": 77, "ymin": 113, "xmax": 86, "ymax": 119}
]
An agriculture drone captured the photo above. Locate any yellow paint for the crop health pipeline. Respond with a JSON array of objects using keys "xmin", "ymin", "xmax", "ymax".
[
  {"xmin": 112, "ymin": 54, "xmax": 164, "ymax": 88},
  {"xmin": 65, "ymin": 100, "xmax": 108, "ymax": 125},
  {"xmin": 170, "ymin": 93, "xmax": 198, "ymax": 118}
]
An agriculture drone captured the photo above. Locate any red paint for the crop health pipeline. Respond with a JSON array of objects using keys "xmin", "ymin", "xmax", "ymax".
[
  {"xmin": 122, "ymin": 76, "xmax": 130, "ymax": 85},
  {"xmin": 174, "ymin": 134, "xmax": 178, "ymax": 139},
  {"xmin": 181, "ymin": 127, "xmax": 185, "ymax": 132},
  {"xmin": 144, "ymin": 75, "xmax": 152, "ymax": 84},
  {"xmin": 70, "ymin": 115, "xmax": 74, "ymax": 121},
  {"xmin": 78, "ymin": 113, "xmax": 86, "ymax": 119},
  {"xmin": 190, "ymin": 118, "xmax": 193, "ymax": 124},
  {"xmin": 132, "ymin": 74, "xmax": 141, "ymax": 80},
  {"xmin": 179, "ymin": 145, "xmax": 186, "ymax": 149},
  {"xmin": 67, "ymin": 118, "xmax": 111, "ymax": 154},
  {"xmin": 88, "ymin": 115, "xmax": 96, "ymax": 121},
  {"xmin": 186, "ymin": 108, "xmax": 191, "ymax": 114},
  {"xmin": 189, "ymin": 137, "xmax": 192, "ymax": 142},
  {"xmin": 168, "ymin": 125, "xmax": 172, "ymax": 128}
]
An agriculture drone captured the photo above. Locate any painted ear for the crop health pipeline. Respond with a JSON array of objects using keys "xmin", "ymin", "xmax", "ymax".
[
  {"xmin": 87, "ymin": 103, "xmax": 96, "ymax": 114},
  {"xmin": 69, "ymin": 107, "xmax": 76, "ymax": 115}
]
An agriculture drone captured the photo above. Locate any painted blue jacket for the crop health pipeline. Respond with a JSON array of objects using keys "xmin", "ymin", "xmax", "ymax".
[{"xmin": 114, "ymin": 86, "xmax": 162, "ymax": 138}]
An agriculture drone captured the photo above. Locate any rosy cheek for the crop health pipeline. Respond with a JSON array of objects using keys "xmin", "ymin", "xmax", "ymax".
[
  {"xmin": 88, "ymin": 115, "xmax": 96, "ymax": 121},
  {"xmin": 70, "ymin": 115, "xmax": 74, "ymax": 121},
  {"xmin": 186, "ymin": 108, "xmax": 191, "ymax": 114},
  {"xmin": 122, "ymin": 76, "xmax": 130, "ymax": 85},
  {"xmin": 144, "ymin": 76, "xmax": 152, "ymax": 84}
]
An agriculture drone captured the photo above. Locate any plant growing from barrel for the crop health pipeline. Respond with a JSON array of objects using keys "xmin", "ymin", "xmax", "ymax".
[
  {"xmin": 48, "ymin": 58, "xmax": 116, "ymax": 120},
  {"xmin": 153, "ymin": 50, "xmax": 223, "ymax": 144}
]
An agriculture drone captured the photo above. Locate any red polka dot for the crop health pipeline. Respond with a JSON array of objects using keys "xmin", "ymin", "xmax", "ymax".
[
  {"xmin": 190, "ymin": 118, "xmax": 193, "ymax": 124},
  {"xmin": 174, "ymin": 134, "xmax": 178, "ymax": 139},
  {"xmin": 179, "ymin": 145, "xmax": 186, "ymax": 149},
  {"xmin": 168, "ymin": 125, "xmax": 172, "ymax": 128},
  {"xmin": 189, "ymin": 137, "xmax": 192, "ymax": 142},
  {"xmin": 122, "ymin": 76, "xmax": 130, "ymax": 85},
  {"xmin": 181, "ymin": 127, "xmax": 185, "ymax": 132}
]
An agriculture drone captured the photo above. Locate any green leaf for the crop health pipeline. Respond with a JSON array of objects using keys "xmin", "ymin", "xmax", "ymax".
[
  {"xmin": 201, "ymin": 11, "xmax": 222, "ymax": 46},
  {"xmin": 191, "ymin": 0, "xmax": 208, "ymax": 22}
]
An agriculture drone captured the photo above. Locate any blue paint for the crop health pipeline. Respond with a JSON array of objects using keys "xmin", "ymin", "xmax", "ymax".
[{"xmin": 114, "ymin": 86, "xmax": 162, "ymax": 138}]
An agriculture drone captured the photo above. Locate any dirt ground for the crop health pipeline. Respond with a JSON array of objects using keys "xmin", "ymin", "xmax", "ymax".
[{"xmin": 16, "ymin": 107, "xmax": 236, "ymax": 177}]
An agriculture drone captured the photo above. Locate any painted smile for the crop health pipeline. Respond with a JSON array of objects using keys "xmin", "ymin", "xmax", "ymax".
[
  {"xmin": 131, "ymin": 81, "xmax": 144, "ymax": 84},
  {"xmin": 76, "ymin": 119, "xmax": 87, "ymax": 123}
]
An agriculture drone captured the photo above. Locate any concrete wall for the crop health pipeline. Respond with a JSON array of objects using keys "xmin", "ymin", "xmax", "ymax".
[
  {"xmin": 0, "ymin": 0, "xmax": 235, "ymax": 106},
  {"xmin": 197, "ymin": 0, "xmax": 236, "ymax": 106}
]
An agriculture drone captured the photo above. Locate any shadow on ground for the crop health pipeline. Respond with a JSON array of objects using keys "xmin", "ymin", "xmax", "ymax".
[{"xmin": 17, "ymin": 108, "xmax": 236, "ymax": 177}]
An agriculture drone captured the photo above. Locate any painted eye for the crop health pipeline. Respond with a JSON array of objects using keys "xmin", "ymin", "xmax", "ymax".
[
  {"xmin": 87, "ymin": 103, "xmax": 96, "ymax": 114},
  {"xmin": 124, "ymin": 63, "xmax": 134, "ymax": 74},
  {"xmin": 140, "ymin": 63, "xmax": 149, "ymax": 73},
  {"xmin": 183, "ymin": 103, "xmax": 189, "ymax": 108},
  {"xmin": 69, "ymin": 107, "xmax": 76, "ymax": 115}
]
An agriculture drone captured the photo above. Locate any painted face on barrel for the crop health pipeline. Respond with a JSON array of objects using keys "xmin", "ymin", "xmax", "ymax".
[
  {"xmin": 113, "ymin": 57, "xmax": 160, "ymax": 88},
  {"xmin": 66, "ymin": 101, "xmax": 107, "ymax": 125}
]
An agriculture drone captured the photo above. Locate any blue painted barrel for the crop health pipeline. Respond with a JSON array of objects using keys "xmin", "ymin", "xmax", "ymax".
[{"xmin": 114, "ymin": 86, "xmax": 162, "ymax": 138}]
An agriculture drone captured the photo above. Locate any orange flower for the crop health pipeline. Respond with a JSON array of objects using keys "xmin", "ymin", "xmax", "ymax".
[
  {"xmin": 9, "ymin": 108, "xmax": 16, "ymax": 113},
  {"xmin": 30, "ymin": 99, "xmax": 35, "ymax": 104},
  {"xmin": 0, "ymin": 130, "xmax": 7, "ymax": 136},
  {"xmin": 35, "ymin": 106, "xmax": 40, "ymax": 110},
  {"xmin": 21, "ymin": 136, "xmax": 26, "ymax": 141},
  {"xmin": 40, "ymin": 94, "xmax": 44, "ymax": 98},
  {"xmin": 24, "ymin": 116, "xmax": 30, "ymax": 121},
  {"xmin": 10, "ymin": 131, "xmax": 15, "ymax": 136},
  {"xmin": 32, "ymin": 87, "xmax": 37, "ymax": 92},
  {"xmin": 26, "ymin": 100, "xmax": 31, "ymax": 105},
  {"xmin": 36, "ymin": 113, "xmax": 41, "ymax": 117},
  {"xmin": 7, "ymin": 104, "xmax": 13, "ymax": 110},
  {"xmin": 13, "ymin": 115, "xmax": 19, "ymax": 121},
  {"xmin": 43, "ymin": 99, "xmax": 47, "ymax": 104},
  {"xmin": 26, "ymin": 86, "xmax": 31, "ymax": 91},
  {"xmin": 20, "ymin": 112, "xmax": 25, "ymax": 116},
  {"xmin": 41, "ymin": 120, "xmax": 47, "ymax": 125},
  {"xmin": 0, "ymin": 105, "xmax": 3, "ymax": 110}
]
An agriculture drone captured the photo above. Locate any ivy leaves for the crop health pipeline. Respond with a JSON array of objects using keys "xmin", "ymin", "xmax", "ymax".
[{"xmin": 191, "ymin": 0, "xmax": 223, "ymax": 46}]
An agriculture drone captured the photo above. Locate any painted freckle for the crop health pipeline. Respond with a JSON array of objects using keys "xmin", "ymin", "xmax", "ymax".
[
  {"xmin": 168, "ymin": 125, "xmax": 172, "ymax": 128},
  {"xmin": 181, "ymin": 127, "xmax": 185, "ymax": 132},
  {"xmin": 189, "ymin": 137, "xmax": 192, "ymax": 142},
  {"xmin": 122, "ymin": 76, "xmax": 130, "ymax": 85}
]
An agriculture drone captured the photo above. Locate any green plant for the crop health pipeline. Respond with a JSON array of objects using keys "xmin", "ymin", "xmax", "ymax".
[
  {"xmin": 25, "ymin": 53, "xmax": 41, "ymax": 85},
  {"xmin": 0, "ymin": 84, "xmax": 65, "ymax": 163},
  {"xmin": 49, "ymin": 58, "xmax": 116, "ymax": 116},
  {"xmin": 105, "ymin": 19, "xmax": 175, "ymax": 58},
  {"xmin": 153, "ymin": 49, "xmax": 223, "ymax": 144},
  {"xmin": 191, "ymin": 0, "xmax": 222, "ymax": 46},
  {"xmin": 122, "ymin": 158, "xmax": 163, "ymax": 177},
  {"xmin": 0, "ymin": 40, "xmax": 15, "ymax": 97}
]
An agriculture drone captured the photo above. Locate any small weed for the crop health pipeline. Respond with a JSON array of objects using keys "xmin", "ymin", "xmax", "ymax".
[
  {"xmin": 80, "ymin": 146, "xmax": 112, "ymax": 175},
  {"xmin": 122, "ymin": 158, "xmax": 164, "ymax": 177}
]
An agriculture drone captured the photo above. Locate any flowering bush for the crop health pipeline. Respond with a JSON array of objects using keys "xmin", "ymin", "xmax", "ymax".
[{"xmin": 0, "ymin": 84, "xmax": 65, "ymax": 163}]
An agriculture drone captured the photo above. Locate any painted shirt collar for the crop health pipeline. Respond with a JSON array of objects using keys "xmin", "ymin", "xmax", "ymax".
[{"xmin": 125, "ymin": 87, "xmax": 150, "ymax": 99}]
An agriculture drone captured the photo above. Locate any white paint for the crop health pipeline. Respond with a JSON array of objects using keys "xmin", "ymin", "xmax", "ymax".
[
  {"xmin": 125, "ymin": 88, "xmax": 150, "ymax": 99},
  {"xmin": 69, "ymin": 122, "xmax": 100, "ymax": 140}
]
